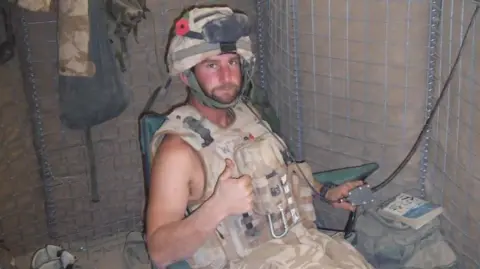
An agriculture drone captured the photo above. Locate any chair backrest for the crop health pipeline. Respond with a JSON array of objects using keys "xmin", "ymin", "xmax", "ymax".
[{"xmin": 138, "ymin": 111, "xmax": 167, "ymax": 190}]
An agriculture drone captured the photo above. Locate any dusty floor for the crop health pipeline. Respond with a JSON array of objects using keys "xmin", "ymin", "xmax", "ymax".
[{"xmin": 14, "ymin": 232, "xmax": 151, "ymax": 269}]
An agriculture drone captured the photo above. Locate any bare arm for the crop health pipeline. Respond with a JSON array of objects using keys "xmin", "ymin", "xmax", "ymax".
[
  {"xmin": 311, "ymin": 172, "xmax": 362, "ymax": 211},
  {"xmin": 145, "ymin": 135, "xmax": 226, "ymax": 267}
]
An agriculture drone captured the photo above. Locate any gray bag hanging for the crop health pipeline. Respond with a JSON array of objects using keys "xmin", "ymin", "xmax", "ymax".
[
  {"xmin": 58, "ymin": 0, "xmax": 132, "ymax": 130},
  {"xmin": 57, "ymin": 0, "xmax": 132, "ymax": 202}
]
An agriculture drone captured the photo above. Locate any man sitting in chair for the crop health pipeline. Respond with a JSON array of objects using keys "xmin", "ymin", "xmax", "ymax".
[{"xmin": 146, "ymin": 5, "xmax": 374, "ymax": 269}]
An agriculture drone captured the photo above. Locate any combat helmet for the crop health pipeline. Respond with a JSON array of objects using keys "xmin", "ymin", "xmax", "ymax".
[{"xmin": 166, "ymin": 6, "xmax": 255, "ymax": 109}]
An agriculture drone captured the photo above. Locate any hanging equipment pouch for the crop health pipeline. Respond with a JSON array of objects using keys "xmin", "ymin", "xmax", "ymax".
[{"xmin": 57, "ymin": 0, "xmax": 132, "ymax": 130}]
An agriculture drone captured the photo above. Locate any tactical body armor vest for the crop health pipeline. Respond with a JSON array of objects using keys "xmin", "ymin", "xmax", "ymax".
[{"xmin": 150, "ymin": 101, "xmax": 318, "ymax": 268}]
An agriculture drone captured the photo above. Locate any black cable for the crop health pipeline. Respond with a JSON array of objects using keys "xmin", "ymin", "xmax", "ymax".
[
  {"xmin": 371, "ymin": 4, "xmax": 478, "ymax": 193},
  {"xmin": 343, "ymin": 208, "xmax": 358, "ymax": 238}
]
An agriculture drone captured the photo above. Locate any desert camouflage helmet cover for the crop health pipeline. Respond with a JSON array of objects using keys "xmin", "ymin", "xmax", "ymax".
[{"xmin": 166, "ymin": 6, "xmax": 255, "ymax": 76}]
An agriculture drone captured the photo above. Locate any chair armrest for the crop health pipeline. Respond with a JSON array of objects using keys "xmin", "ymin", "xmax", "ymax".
[{"xmin": 312, "ymin": 162, "xmax": 379, "ymax": 185}]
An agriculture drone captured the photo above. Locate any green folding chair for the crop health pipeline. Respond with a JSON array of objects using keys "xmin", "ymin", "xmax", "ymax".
[{"xmin": 138, "ymin": 81, "xmax": 379, "ymax": 269}]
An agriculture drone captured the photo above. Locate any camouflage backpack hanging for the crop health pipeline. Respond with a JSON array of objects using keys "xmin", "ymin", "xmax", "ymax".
[{"xmin": 105, "ymin": 0, "xmax": 149, "ymax": 72}]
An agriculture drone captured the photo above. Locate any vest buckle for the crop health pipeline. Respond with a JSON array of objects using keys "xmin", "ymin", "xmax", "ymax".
[{"xmin": 267, "ymin": 206, "xmax": 290, "ymax": 239}]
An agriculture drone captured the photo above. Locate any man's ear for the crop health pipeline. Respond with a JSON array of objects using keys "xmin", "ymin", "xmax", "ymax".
[{"xmin": 179, "ymin": 72, "xmax": 190, "ymax": 86}]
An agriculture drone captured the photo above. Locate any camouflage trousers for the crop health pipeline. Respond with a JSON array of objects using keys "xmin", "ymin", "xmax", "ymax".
[{"xmin": 228, "ymin": 224, "xmax": 374, "ymax": 269}]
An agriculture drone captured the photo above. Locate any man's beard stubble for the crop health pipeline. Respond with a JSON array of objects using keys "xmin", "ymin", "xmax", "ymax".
[{"xmin": 210, "ymin": 83, "xmax": 241, "ymax": 104}]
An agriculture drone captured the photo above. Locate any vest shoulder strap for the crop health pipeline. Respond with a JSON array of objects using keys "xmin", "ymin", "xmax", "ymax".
[{"xmin": 151, "ymin": 105, "xmax": 217, "ymax": 155}]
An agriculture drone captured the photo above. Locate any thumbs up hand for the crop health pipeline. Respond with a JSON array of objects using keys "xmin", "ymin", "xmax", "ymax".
[{"xmin": 212, "ymin": 158, "xmax": 254, "ymax": 216}]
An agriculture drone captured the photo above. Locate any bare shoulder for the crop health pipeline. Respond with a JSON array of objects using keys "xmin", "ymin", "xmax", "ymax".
[
  {"xmin": 154, "ymin": 133, "xmax": 195, "ymax": 161},
  {"xmin": 146, "ymin": 133, "xmax": 200, "ymax": 235},
  {"xmin": 150, "ymin": 133, "xmax": 200, "ymax": 192}
]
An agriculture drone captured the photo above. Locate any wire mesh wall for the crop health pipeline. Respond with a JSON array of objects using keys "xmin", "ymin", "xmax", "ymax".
[
  {"xmin": 261, "ymin": 0, "xmax": 431, "ymax": 227},
  {"xmin": 256, "ymin": 0, "xmax": 304, "ymax": 159},
  {"xmin": 426, "ymin": 1, "xmax": 480, "ymax": 267},
  {"xmin": 4, "ymin": 0, "xmax": 480, "ymax": 267}
]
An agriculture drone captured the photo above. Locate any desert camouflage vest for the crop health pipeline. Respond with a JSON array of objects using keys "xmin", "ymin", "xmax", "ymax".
[{"xmin": 150, "ymin": 102, "xmax": 317, "ymax": 268}]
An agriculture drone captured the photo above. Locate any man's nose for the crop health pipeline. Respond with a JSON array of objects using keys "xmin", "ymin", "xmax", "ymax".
[{"xmin": 218, "ymin": 65, "xmax": 233, "ymax": 82}]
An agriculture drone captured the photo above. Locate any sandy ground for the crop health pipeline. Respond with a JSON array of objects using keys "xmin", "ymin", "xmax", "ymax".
[{"xmin": 13, "ymin": 232, "xmax": 152, "ymax": 269}]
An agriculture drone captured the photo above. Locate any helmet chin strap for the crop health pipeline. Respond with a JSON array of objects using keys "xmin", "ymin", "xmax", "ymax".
[{"xmin": 184, "ymin": 59, "xmax": 255, "ymax": 109}]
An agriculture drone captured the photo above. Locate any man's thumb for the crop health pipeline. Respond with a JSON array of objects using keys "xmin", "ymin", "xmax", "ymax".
[{"xmin": 219, "ymin": 158, "xmax": 235, "ymax": 180}]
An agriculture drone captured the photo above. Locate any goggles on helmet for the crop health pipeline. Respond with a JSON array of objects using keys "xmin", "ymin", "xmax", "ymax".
[{"xmin": 177, "ymin": 12, "xmax": 251, "ymax": 46}]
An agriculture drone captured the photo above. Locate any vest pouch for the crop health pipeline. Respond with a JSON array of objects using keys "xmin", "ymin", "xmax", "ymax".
[
  {"xmin": 232, "ymin": 132, "xmax": 299, "ymax": 239},
  {"xmin": 233, "ymin": 132, "xmax": 289, "ymax": 216},
  {"xmin": 287, "ymin": 162, "xmax": 317, "ymax": 227}
]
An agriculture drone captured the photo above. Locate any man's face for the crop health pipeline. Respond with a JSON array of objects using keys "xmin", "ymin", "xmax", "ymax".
[{"xmin": 191, "ymin": 53, "xmax": 242, "ymax": 104}]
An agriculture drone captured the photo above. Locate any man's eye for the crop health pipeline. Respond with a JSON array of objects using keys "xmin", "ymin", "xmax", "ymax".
[{"xmin": 207, "ymin": 63, "xmax": 217, "ymax": 68}]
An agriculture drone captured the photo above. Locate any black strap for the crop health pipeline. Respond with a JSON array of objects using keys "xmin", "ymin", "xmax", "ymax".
[
  {"xmin": 142, "ymin": 77, "xmax": 173, "ymax": 113},
  {"xmin": 85, "ymin": 127, "xmax": 100, "ymax": 202},
  {"xmin": 220, "ymin": 42, "xmax": 237, "ymax": 53}
]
